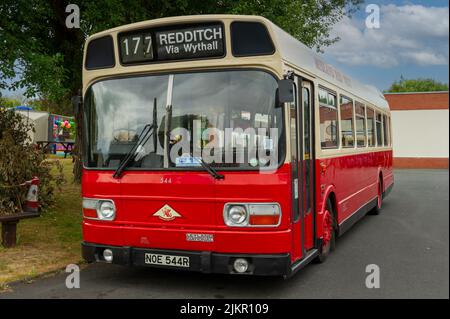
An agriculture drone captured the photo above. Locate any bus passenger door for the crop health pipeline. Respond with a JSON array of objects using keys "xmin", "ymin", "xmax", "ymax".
[
  {"xmin": 300, "ymin": 81, "xmax": 315, "ymax": 250},
  {"xmin": 290, "ymin": 76, "xmax": 315, "ymax": 261}
]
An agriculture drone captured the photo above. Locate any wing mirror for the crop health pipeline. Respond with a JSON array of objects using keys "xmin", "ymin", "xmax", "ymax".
[{"xmin": 277, "ymin": 79, "xmax": 294, "ymax": 106}]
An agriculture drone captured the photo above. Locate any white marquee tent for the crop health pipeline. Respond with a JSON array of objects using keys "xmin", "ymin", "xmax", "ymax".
[{"xmin": 15, "ymin": 110, "xmax": 50, "ymax": 143}]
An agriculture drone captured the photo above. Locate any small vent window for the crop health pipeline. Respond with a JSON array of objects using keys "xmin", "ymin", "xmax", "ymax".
[
  {"xmin": 85, "ymin": 36, "xmax": 115, "ymax": 70},
  {"xmin": 231, "ymin": 22, "xmax": 275, "ymax": 57}
]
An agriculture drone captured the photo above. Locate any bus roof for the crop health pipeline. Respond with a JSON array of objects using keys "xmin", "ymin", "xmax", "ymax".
[
  {"xmin": 86, "ymin": 14, "xmax": 389, "ymax": 110},
  {"xmin": 268, "ymin": 22, "xmax": 389, "ymax": 110}
]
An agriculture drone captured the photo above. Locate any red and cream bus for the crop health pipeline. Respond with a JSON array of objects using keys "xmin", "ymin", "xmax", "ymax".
[{"xmin": 80, "ymin": 15, "xmax": 393, "ymax": 277}]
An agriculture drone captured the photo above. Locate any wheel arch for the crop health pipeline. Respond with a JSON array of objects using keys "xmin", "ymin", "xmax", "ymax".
[
  {"xmin": 327, "ymin": 191, "xmax": 338, "ymax": 227},
  {"xmin": 377, "ymin": 167, "xmax": 384, "ymax": 192},
  {"xmin": 317, "ymin": 185, "xmax": 339, "ymax": 239}
]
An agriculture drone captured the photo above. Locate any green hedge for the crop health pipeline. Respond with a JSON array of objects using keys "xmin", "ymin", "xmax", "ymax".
[{"xmin": 0, "ymin": 108, "xmax": 64, "ymax": 216}]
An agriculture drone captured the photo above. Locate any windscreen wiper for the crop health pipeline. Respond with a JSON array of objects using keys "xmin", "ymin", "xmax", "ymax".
[
  {"xmin": 113, "ymin": 123, "xmax": 154, "ymax": 179},
  {"xmin": 196, "ymin": 156, "xmax": 224, "ymax": 180}
]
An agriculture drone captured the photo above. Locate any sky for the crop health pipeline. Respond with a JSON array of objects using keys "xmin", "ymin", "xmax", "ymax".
[
  {"xmin": 1, "ymin": 0, "xmax": 449, "ymax": 99},
  {"xmin": 322, "ymin": 0, "xmax": 449, "ymax": 91}
]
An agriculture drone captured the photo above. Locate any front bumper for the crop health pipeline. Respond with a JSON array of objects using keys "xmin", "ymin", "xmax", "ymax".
[{"xmin": 82, "ymin": 242, "xmax": 291, "ymax": 276}]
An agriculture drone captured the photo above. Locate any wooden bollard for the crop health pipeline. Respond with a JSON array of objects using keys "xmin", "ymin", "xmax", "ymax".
[
  {"xmin": 0, "ymin": 212, "xmax": 40, "ymax": 248},
  {"xmin": 1, "ymin": 220, "xmax": 19, "ymax": 248}
]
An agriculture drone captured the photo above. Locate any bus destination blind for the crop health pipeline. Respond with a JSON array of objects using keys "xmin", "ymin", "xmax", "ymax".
[{"xmin": 119, "ymin": 24, "xmax": 224, "ymax": 64}]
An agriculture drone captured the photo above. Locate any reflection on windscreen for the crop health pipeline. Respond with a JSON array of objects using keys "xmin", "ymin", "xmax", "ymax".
[{"xmin": 83, "ymin": 70, "xmax": 284, "ymax": 170}]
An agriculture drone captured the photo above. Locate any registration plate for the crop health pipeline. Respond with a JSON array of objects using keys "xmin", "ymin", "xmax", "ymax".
[{"xmin": 144, "ymin": 253, "xmax": 190, "ymax": 268}]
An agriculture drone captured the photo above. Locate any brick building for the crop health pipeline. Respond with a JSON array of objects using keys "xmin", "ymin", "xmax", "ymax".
[{"xmin": 384, "ymin": 91, "xmax": 449, "ymax": 169}]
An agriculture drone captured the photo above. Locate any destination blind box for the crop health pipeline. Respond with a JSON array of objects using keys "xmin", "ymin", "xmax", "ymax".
[{"xmin": 119, "ymin": 23, "xmax": 225, "ymax": 64}]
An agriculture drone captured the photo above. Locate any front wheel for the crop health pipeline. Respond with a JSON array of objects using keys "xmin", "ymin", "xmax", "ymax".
[{"xmin": 314, "ymin": 198, "xmax": 336, "ymax": 263}]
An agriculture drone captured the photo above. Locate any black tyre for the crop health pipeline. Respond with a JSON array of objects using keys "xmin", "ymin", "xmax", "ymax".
[
  {"xmin": 369, "ymin": 178, "xmax": 383, "ymax": 215},
  {"xmin": 314, "ymin": 197, "xmax": 336, "ymax": 263}
]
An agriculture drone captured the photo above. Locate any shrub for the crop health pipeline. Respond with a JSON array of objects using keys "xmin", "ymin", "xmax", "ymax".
[{"xmin": 0, "ymin": 107, "xmax": 64, "ymax": 216}]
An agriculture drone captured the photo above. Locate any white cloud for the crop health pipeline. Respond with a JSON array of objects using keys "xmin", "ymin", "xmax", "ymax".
[{"xmin": 325, "ymin": 4, "xmax": 449, "ymax": 68}]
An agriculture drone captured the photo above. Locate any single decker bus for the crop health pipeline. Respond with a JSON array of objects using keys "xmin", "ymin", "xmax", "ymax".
[{"xmin": 80, "ymin": 15, "xmax": 394, "ymax": 277}]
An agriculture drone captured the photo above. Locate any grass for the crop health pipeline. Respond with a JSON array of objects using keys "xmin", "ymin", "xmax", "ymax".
[{"xmin": 0, "ymin": 158, "xmax": 82, "ymax": 289}]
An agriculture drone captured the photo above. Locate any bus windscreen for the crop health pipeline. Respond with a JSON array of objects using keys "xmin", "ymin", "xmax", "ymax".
[{"xmin": 83, "ymin": 70, "xmax": 284, "ymax": 170}]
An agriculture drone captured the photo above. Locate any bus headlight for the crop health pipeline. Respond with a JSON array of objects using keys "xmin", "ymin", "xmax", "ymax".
[
  {"xmin": 82, "ymin": 198, "xmax": 116, "ymax": 221},
  {"xmin": 223, "ymin": 203, "xmax": 281, "ymax": 227},
  {"xmin": 224, "ymin": 205, "xmax": 248, "ymax": 226},
  {"xmin": 98, "ymin": 200, "xmax": 116, "ymax": 220}
]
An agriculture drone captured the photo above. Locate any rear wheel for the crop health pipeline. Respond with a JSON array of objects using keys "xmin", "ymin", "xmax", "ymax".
[
  {"xmin": 370, "ymin": 178, "xmax": 383, "ymax": 215},
  {"xmin": 315, "ymin": 197, "xmax": 336, "ymax": 263}
]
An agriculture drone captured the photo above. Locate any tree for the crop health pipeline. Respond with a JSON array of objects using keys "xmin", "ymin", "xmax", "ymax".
[
  {"xmin": 0, "ymin": 97, "xmax": 22, "ymax": 109},
  {"xmin": 1, "ymin": 0, "xmax": 363, "ymax": 182},
  {"xmin": 386, "ymin": 77, "xmax": 449, "ymax": 93},
  {"xmin": 27, "ymin": 98, "xmax": 71, "ymax": 115}
]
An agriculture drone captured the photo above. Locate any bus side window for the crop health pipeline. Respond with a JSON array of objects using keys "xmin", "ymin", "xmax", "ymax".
[
  {"xmin": 303, "ymin": 88, "xmax": 311, "ymax": 157},
  {"xmin": 376, "ymin": 113, "xmax": 383, "ymax": 147},
  {"xmin": 387, "ymin": 116, "xmax": 392, "ymax": 146},
  {"xmin": 383, "ymin": 114, "xmax": 389, "ymax": 146},
  {"xmin": 319, "ymin": 87, "xmax": 339, "ymax": 149},
  {"xmin": 367, "ymin": 107, "xmax": 375, "ymax": 147},
  {"xmin": 339, "ymin": 95, "xmax": 355, "ymax": 148},
  {"xmin": 355, "ymin": 101, "xmax": 366, "ymax": 147}
]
